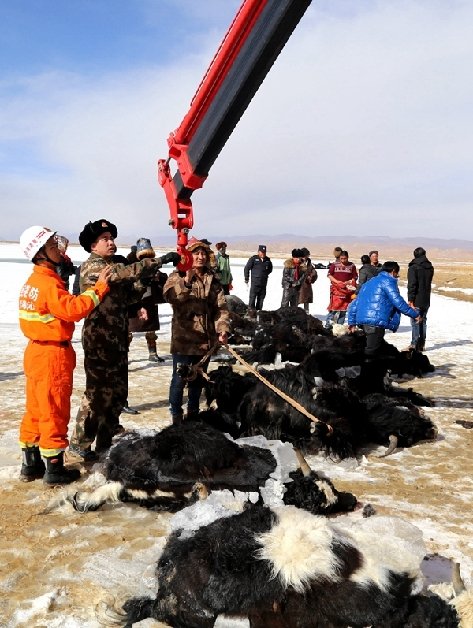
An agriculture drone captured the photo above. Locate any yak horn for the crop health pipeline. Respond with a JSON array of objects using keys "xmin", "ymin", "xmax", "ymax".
[
  {"xmin": 294, "ymin": 448, "xmax": 312, "ymax": 477},
  {"xmin": 378, "ymin": 434, "xmax": 398, "ymax": 458},
  {"xmin": 452, "ymin": 562, "xmax": 466, "ymax": 596}
]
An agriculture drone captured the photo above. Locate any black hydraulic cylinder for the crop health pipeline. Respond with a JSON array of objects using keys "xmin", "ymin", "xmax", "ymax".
[{"xmin": 174, "ymin": 0, "xmax": 312, "ymax": 200}]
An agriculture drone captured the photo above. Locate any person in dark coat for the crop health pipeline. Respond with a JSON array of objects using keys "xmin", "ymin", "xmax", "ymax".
[
  {"xmin": 358, "ymin": 254, "xmax": 379, "ymax": 290},
  {"xmin": 369, "ymin": 250, "xmax": 383, "ymax": 270},
  {"xmin": 128, "ymin": 238, "xmax": 168, "ymax": 363},
  {"xmin": 55, "ymin": 236, "xmax": 77, "ymax": 292},
  {"xmin": 281, "ymin": 248, "xmax": 304, "ymax": 308},
  {"xmin": 244, "ymin": 245, "xmax": 273, "ymax": 312},
  {"xmin": 348, "ymin": 261, "xmax": 420, "ymax": 356},
  {"xmin": 126, "ymin": 245, "xmax": 138, "ymax": 264},
  {"xmin": 298, "ymin": 247, "xmax": 317, "ymax": 313},
  {"xmin": 407, "ymin": 247, "xmax": 434, "ymax": 351},
  {"xmin": 72, "ymin": 265, "xmax": 81, "ymax": 296}
]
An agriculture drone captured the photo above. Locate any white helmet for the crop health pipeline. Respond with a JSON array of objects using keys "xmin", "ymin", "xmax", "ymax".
[{"xmin": 20, "ymin": 226, "xmax": 56, "ymax": 261}]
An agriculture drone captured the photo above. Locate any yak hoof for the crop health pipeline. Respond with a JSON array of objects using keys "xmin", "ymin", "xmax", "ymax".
[
  {"xmin": 193, "ymin": 482, "xmax": 209, "ymax": 500},
  {"xmin": 362, "ymin": 503, "xmax": 377, "ymax": 518},
  {"xmin": 95, "ymin": 593, "xmax": 128, "ymax": 626},
  {"xmin": 70, "ymin": 491, "xmax": 98, "ymax": 513}
]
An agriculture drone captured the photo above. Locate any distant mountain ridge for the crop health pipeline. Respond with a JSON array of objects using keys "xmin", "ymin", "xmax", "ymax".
[
  {"xmin": 113, "ymin": 234, "xmax": 473, "ymax": 251},
  {"xmin": 5, "ymin": 234, "xmax": 472, "ymax": 261},
  {"xmin": 112, "ymin": 234, "xmax": 473, "ymax": 261}
]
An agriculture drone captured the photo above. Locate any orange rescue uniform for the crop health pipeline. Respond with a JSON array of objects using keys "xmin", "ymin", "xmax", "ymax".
[{"xmin": 19, "ymin": 265, "xmax": 109, "ymax": 456}]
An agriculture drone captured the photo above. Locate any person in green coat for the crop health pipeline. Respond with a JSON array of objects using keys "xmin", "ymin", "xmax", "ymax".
[{"xmin": 215, "ymin": 241, "xmax": 233, "ymax": 295}]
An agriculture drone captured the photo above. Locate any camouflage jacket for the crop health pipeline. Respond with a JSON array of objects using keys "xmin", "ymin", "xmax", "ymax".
[
  {"xmin": 164, "ymin": 269, "xmax": 231, "ymax": 355},
  {"xmin": 80, "ymin": 253, "xmax": 163, "ymax": 357}
]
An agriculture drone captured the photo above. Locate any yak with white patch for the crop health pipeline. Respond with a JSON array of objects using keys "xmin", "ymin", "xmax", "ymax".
[
  {"xmin": 121, "ymin": 502, "xmax": 472, "ymax": 627},
  {"xmin": 69, "ymin": 421, "xmax": 357, "ymax": 516}
]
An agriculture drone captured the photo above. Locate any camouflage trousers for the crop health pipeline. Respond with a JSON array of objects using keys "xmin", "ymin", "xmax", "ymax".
[
  {"xmin": 70, "ymin": 351, "xmax": 128, "ymax": 452},
  {"xmin": 128, "ymin": 330, "xmax": 157, "ymax": 350}
]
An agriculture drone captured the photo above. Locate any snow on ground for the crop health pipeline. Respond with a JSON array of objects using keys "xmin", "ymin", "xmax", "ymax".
[{"xmin": 0, "ymin": 243, "xmax": 472, "ymax": 626}]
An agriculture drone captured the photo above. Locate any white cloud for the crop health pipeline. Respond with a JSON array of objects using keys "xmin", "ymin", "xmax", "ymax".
[{"xmin": 1, "ymin": 0, "xmax": 473, "ymax": 242}]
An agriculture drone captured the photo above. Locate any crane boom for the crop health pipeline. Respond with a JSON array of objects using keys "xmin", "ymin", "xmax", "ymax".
[{"xmin": 158, "ymin": 0, "xmax": 312, "ymax": 268}]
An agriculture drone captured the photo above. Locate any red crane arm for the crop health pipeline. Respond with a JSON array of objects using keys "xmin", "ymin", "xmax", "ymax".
[{"xmin": 158, "ymin": 0, "xmax": 312, "ymax": 269}]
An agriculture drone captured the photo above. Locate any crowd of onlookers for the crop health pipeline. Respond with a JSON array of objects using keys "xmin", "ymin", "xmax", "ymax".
[{"xmin": 242, "ymin": 243, "xmax": 433, "ymax": 356}]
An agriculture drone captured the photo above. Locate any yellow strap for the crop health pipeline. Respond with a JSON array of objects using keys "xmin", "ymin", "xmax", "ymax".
[{"xmin": 223, "ymin": 343, "xmax": 332, "ymax": 433}]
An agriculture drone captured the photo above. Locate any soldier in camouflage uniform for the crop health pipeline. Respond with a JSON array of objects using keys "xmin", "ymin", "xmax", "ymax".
[
  {"xmin": 69, "ymin": 219, "xmax": 180, "ymax": 458},
  {"xmin": 164, "ymin": 239, "xmax": 231, "ymax": 424}
]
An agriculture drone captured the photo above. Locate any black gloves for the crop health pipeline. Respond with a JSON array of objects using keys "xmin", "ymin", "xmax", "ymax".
[{"xmin": 160, "ymin": 252, "xmax": 181, "ymax": 266}]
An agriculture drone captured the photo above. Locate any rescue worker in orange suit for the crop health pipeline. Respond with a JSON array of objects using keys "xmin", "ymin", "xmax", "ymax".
[{"xmin": 18, "ymin": 226, "xmax": 111, "ymax": 485}]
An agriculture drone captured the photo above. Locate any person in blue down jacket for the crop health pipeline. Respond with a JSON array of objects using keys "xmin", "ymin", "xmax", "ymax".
[{"xmin": 347, "ymin": 261, "xmax": 421, "ymax": 356}]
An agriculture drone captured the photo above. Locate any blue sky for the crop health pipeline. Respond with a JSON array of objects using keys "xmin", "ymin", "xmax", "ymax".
[
  {"xmin": 1, "ymin": 0, "xmax": 473, "ymax": 243},
  {"xmin": 0, "ymin": 1, "xmax": 241, "ymax": 76}
]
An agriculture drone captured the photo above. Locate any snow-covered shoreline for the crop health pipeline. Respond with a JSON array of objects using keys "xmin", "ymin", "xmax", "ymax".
[{"xmin": 0, "ymin": 244, "xmax": 472, "ymax": 627}]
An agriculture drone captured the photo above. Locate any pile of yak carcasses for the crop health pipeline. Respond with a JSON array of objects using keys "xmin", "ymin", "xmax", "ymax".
[
  {"xmin": 92, "ymin": 424, "xmax": 472, "ymax": 628},
  {"xmin": 84, "ymin": 304, "xmax": 473, "ymax": 628},
  {"xmin": 209, "ymin": 303, "xmax": 438, "ymax": 460}
]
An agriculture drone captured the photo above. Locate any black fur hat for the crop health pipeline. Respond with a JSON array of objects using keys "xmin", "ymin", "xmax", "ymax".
[{"xmin": 79, "ymin": 219, "xmax": 117, "ymax": 252}]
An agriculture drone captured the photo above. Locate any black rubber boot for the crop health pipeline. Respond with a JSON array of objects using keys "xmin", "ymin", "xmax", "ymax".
[
  {"xmin": 148, "ymin": 351, "xmax": 164, "ymax": 362},
  {"xmin": 147, "ymin": 336, "xmax": 164, "ymax": 362},
  {"xmin": 43, "ymin": 452, "xmax": 81, "ymax": 485},
  {"xmin": 121, "ymin": 404, "xmax": 139, "ymax": 415},
  {"xmin": 171, "ymin": 413, "xmax": 184, "ymax": 425},
  {"xmin": 20, "ymin": 447, "xmax": 46, "ymax": 482},
  {"xmin": 68, "ymin": 443, "xmax": 99, "ymax": 463}
]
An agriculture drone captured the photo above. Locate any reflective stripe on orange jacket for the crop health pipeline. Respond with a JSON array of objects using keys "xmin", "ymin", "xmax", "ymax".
[{"xmin": 19, "ymin": 265, "xmax": 109, "ymax": 341}]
